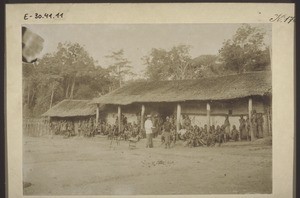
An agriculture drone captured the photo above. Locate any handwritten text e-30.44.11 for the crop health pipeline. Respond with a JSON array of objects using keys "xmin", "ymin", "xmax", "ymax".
[{"xmin": 24, "ymin": 12, "xmax": 64, "ymax": 20}]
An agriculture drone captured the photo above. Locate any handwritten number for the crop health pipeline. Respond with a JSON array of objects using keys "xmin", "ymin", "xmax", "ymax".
[
  {"xmin": 270, "ymin": 14, "xmax": 295, "ymax": 23},
  {"xmin": 288, "ymin": 17, "xmax": 295, "ymax": 23},
  {"xmin": 35, "ymin": 13, "xmax": 42, "ymax": 19},
  {"xmin": 24, "ymin": 12, "xmax": 64, "ymax": 20}
]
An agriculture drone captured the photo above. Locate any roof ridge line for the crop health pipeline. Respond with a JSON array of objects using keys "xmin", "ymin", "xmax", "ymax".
[{"xmin": 124, "ymin": 71, "xmax": 271, "ymax": 84}]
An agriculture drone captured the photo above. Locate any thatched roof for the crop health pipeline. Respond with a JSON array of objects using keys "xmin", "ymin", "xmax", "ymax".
[
  {"xmin": 91, "ymin": 71, "xmax": 271, "ymax": 105},
  {"xmin": 42, "ymin": 99, "xmax": 96, "ymax": 117}
]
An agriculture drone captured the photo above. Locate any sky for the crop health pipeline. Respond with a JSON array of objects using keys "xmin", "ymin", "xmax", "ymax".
[{"xmin": 25, "ymin": 23, "xmax": 271, "ymax": 77}]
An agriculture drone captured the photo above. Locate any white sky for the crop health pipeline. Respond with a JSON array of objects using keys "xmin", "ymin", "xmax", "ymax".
[{"xmin": 25, "ymin": 23, "xmax": 271, "ymax": 77}]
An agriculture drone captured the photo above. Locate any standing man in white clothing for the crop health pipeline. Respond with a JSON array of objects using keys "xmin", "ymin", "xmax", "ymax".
[{"xmin": 145, "ymin": 115, "xmax": 154, "ymax": 148}]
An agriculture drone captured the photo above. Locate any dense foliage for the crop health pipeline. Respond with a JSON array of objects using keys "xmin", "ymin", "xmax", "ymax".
[
  {"xmin": 218, "ymin": 24, "xmax": 271, "ymax": 73},
  {"xmin": 144, "ymin": 24, "xmax": 270, "ymax": 80}
]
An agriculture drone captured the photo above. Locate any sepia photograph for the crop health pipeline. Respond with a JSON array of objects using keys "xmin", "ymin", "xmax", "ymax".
[
  {"xmin": 5, "ymin": 3, "xmax": 295, "ymax": 198},
  {"xmin": 22, "ymin": 23, "xmax": 273, "ymax": 195}
]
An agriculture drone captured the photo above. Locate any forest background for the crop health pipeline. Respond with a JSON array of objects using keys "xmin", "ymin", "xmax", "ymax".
[{"xmin": 23, "ymin": 24, "xmax": 271, "ymax": 118}]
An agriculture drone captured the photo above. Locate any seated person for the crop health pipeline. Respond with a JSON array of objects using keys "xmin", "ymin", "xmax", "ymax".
[
  {"xmin": 231, "ymin": 125, "xmax": 239, "ymax": 141},
  {"xmin": 178, "ymin": 128, "xmax": 187, "ymax": 140}
]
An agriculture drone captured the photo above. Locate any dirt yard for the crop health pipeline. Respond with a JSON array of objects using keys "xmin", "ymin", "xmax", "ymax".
[{"xmin": 23, "ymin": 135, "xmax": 272, "ymax": 195}]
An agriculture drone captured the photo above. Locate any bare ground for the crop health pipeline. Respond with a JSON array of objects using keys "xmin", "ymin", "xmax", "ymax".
[{"xmin": 23, "ymin": 135, "xmax": 272, "ymax": 195}]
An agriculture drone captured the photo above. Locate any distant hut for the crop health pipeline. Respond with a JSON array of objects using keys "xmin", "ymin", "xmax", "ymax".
[
  {"xmin": 91, "ymin": 71, "xmax": 272, "ymax": 140},
  {"xmin": 42, "ymin": 99, "xmax": 100, "ymax": 136},
  {"xmin": 43, "ymin": 99, "xmax": 96, "ymax": 120}
]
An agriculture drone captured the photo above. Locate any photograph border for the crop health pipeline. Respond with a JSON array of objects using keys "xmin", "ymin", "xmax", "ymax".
[{"xmin": 5, "ymin": 3, "xmax": 295, "ymax": 198}]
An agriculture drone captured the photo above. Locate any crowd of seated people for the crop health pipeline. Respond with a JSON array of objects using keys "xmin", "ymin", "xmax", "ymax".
[
  {"xmin": 96, "ymin": 121, "xmax": 143, "ymax": 140},
  {"xmin": 95, "ymin": 114, "xmax": 144, "ymax": 141},
  {"xmin": 94, "ymin": 114, "xmax": 253, "ymax": 147},
  {"xmin": 178, "ymin": 124, "xmax": 232, "ymax": 147},
  {"xmin": 49, "ymin": 118, "xmax": 95, "ymax": 137},
  {"xmin": 49, "ymin": 111, "xmax": 262, "ymax": 146},
  {"xmin": 170, "ymin": 114, "xmax": 254, "ymax": 147}
]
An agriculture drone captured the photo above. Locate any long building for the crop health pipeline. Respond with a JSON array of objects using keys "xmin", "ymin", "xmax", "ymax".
[{"xmin": 92, "ymin": 71, "xmax": 272, "ymax": 139}]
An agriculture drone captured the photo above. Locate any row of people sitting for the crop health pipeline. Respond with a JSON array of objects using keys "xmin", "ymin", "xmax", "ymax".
[
  {"xmin": 96, "ymin": 121, "xmax": 143, "ymax": 141},
  {"xmin": 49, "ymin": 118, "xmax": 95, "ymax": 137},
  {"xmin": 49, "ymin": 112, "xmax": 262, "ymax": 144},
  {"xmin": 179, "ymin": 124, "xmax": 241, "ymax": 147}
]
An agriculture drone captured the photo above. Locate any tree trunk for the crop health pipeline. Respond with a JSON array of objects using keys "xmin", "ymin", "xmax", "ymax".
[
  {"xmin": 50, "ymin": 84, "xmax": 55, "ymax": 109},
  {"xmin": 65, "ymin": 82, "xmax": 70, "ymax": 98},
  {"xmin": 182, "ymin": 63, "xmax": 188, "ymax": 80},
  {"xmin": 30, "ymin": 91, "xmax": 35, "ymax": 107},
  {"xmin": 69, "ymin": 77, "xmax": 76, "ymax": 99},
  {"xmin": 118, "ymin": 65, "xmax": 121, "ymax": 87},
  {"xmin": 27, "ymin": 83, "xmax": 30, "ymax": 106}
]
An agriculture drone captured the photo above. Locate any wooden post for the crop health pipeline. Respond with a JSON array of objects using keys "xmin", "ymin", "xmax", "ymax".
[
  {"xmin": 96, "ymin": 104, "xmax": 99, "ymax": 126},
  {"xmin": 262, "ymin": 105, "xmax": 268, "ymax": 137},
  {"xmin": 207, "ymin": 103, "xmax": 211, "ymax": 127},
  {"xmin": 248, "ymin": 98, "xmax": 255, "ymax": 141},
  {"xmin": 268, "ymin": 107, "xmax": 272, "ymax": 136},
  {"xmin": 176, "ymin": 104, "xmax": 181, "ymax": 132},
  {"xmin": 118, "ymin": 106, "xmax": 121, "ymax": 133},
  {"xmin": 141, "ymin": 104, "xmax": 145, "ymax": 129}
]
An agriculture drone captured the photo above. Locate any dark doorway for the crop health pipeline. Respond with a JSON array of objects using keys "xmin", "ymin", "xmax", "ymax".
[{"xmin": 145, "ymin": 102, "xmax": 176, "ymax": 121}]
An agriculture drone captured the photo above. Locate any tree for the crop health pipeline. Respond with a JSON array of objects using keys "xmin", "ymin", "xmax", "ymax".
[
  {"xmin": 143, "ymin": 48, "xmax": 170, "ymax": 80},
  {"xmin": 37, "ymin": 42, "xmax": 98, "ymax": 100},
  {"xmin": 56, "ymin": 42, "xmax": 96, "ymax": 99},
  {"xmin": 105, "ymin": 49, "xmax": 134, "ymax": 88},
  {"xmin": 143, "ymin": 45, "xmax": 193, "ymax": 80},
  {"xmin": 168, "ymin": 45, "xmax": 193, "ymax": 80},
  {"xmin": 74, "ymin": 84, "xmax": 95, "ymax": 99},
  {"xmin": 191, "ymin": 55, "xmax": 219, "ymax": 78},
  {"xmin": 218, "ymin": 24, "xmax": 270, "ymax": 73},
  {"xmin": 23, "ymin": 42, "xmax": 115, "ymax": 117}
]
